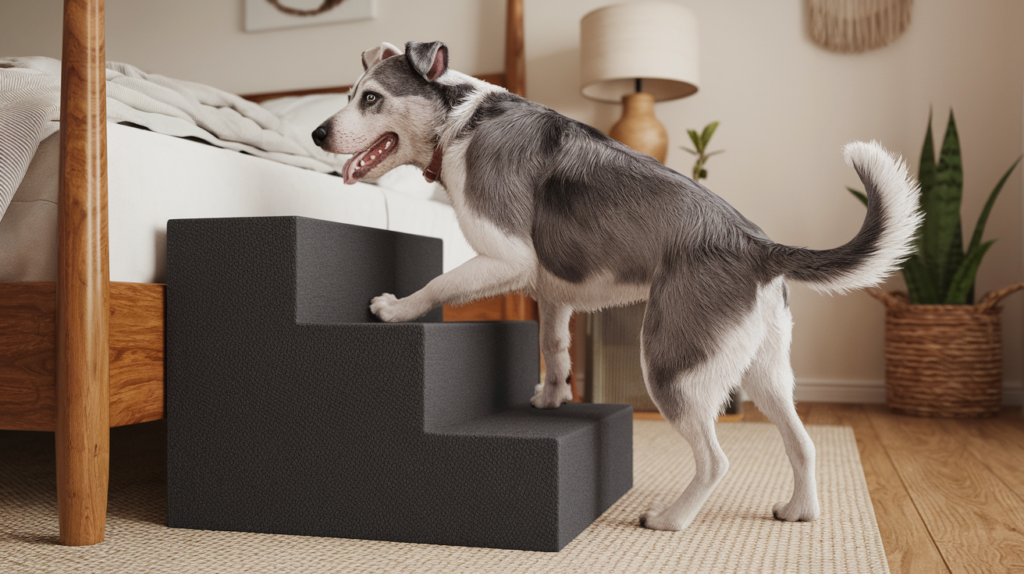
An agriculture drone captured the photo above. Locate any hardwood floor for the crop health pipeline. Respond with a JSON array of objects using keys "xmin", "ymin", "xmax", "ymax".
[{"xmin": 739, "ymin": 402, "xmax": 1024, "ymax": 574}]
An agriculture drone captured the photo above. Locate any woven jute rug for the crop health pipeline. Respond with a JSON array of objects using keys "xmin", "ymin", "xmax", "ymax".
[{"xmin": 0, "ymin": 420, "xmax": 888, "ymax": 573}]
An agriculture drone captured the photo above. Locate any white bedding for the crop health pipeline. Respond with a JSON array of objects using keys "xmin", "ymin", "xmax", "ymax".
[
  {"xmin": 0, "ymin": 56, "xmax": 359, "ymax": 221},
  {"xmin": 0, "ymin": 56, "xmax": 474, "ymax": 283},
  {"xmin": 0, "ymin": 123, "xmax": 476, "ymax": 282}
]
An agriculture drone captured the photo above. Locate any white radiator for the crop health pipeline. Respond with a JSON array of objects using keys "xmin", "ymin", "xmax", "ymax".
[{"xmin": 586, "ymin": 302, "xmax": 742, "ymax": 414}]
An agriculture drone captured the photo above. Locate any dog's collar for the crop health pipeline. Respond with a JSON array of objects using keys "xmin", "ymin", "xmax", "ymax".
[{"xmin": 423, "ymin": 146, "xmax": 444, "ymax": 183}]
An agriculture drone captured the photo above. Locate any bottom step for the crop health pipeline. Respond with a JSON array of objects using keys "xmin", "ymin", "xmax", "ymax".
[{"xmin": 169, "ymin": 397, "xmax": 632, "ymax": 552}]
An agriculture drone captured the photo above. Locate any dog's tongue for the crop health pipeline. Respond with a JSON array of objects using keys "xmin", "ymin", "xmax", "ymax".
[
  {"xmin": 342, "ymin": 150, "xmax": 369, "ymax": 185},
  {"xmin": 340, "ymin": 133, "xmax": 398, "ymax": 184}
]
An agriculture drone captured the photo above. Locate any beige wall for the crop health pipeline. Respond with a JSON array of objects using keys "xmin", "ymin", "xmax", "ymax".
[
  {"xmin": 0, "ymin": 0, "xmax": 507, "ymax": 95},
  {"xmin": 3, "ymin": 0, "xmax": 1022, "ymax": 401}
]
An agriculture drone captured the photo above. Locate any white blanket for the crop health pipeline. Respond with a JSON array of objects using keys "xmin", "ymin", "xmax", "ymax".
[{"xmin": 0, "ymin": 56, "xmax": 350, "ymax": 221}]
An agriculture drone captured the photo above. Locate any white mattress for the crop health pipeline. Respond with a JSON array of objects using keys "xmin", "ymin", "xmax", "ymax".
[{"xmin": 0, "ymin": 123, "xmax": 476, "ymax": 282}]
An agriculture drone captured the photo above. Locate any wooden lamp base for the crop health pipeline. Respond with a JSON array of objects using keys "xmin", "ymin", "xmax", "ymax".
[{"xmin": 608, "ymin": 92, "xmax": 668, "ymax": 164}]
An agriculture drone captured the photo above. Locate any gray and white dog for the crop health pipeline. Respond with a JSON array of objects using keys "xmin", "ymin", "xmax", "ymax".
[{"xmin": 312, "ymin": 41, "xmax": 921, "ymax": 532}]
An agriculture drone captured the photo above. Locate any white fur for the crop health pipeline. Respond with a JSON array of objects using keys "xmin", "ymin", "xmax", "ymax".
[
  {"xmin": 808, "ymin": 141, "xmax": 923, "ymax": 294},
  {"xmin": 532, "ymin": 301, "xmax": 574, "ymax": 408},
  {"xmin": 370, "ymin": 253, "xmax": 532, "ymax": 322},
  {"xmin": 535, "ymin": 268, "xmax": 650, "ymax": 312}
]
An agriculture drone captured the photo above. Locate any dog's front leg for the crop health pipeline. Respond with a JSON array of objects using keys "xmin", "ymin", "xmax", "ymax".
[
  {"xmin": 531, "ymin": 300, "xmax": 574, "ymax": 409},
  {"xmin": 370, "ymin": 255, "xmax": 529, "ymax": 323}
]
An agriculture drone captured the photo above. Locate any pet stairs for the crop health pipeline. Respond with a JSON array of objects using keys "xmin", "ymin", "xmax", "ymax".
[{"xmin": 165, "ymin": 216, "xmax": 632, "ymax": 552}]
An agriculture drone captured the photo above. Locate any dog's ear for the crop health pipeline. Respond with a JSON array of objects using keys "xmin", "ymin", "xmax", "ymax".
[
  {"xmin": 361, "ymin": 42, "xmax": 403, "ymax": 71},
  {"xmin": 405, "ymin": 41, "xmax": 448, "ymax": 82}
]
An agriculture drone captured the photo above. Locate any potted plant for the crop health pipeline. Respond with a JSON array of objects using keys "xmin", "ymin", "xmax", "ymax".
[
  {"xmin": 848, "ymin": 110, "xmax": 1022, "ymax": 417},
  {"xmin": 681, "ymin": 121, "xmax": 724, "ymax": 181}
]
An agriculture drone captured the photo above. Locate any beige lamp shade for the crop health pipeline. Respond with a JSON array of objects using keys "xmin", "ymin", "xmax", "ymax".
[{"xmin": 580, "ymin": 1, "xmax": 700, "ymax": 103}]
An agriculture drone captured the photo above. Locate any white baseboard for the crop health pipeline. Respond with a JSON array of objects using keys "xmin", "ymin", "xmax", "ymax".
[
  {"xmin": 793, "ymin": 379, "xmax": 887, "ymax": 404},
  {"xmin": 793, "ymin": 378, "xmax": 1024, "ymax": 406}
]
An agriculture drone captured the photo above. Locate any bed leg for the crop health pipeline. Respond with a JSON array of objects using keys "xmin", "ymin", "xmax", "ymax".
[{"xmin": 55, "ymin": 0, "xmax": 110, "ymax": 546}]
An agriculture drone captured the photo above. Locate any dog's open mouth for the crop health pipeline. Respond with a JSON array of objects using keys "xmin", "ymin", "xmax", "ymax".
[{"xmin": 342, "ymin": 133, "xmax": 398, "ymax": 184}]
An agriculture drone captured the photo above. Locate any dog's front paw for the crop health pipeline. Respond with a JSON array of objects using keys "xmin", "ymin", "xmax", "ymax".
[
  {"xmin": 370, "ymin": 293, "xmax": 425, "ymax": 323},
  {"xmin": 530, "ymin": 381, "xmax": 573, "ymax": 409},
  {"xmin": 639, "ymin": 502, "xmax": 679, "ymax": 531},
  {"xmin": 771, "ymin": 500, "xmax": 820, "ymax": 522}
]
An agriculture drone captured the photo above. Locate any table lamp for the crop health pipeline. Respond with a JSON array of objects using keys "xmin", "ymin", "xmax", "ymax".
[{"xmin": 580, "ymin": 1, "xmax": 699, "ymax": 163}]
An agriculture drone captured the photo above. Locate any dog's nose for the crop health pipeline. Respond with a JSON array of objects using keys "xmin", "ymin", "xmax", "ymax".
[{"xmin": 312, "ymin": 126, "xmax": 328, "ymax": 147}]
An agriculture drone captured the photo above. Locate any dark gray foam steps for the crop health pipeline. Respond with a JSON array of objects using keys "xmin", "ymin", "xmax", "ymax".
[{"xmin": 165, "ymin": 216, "xmax": 632, "ymax": 551}]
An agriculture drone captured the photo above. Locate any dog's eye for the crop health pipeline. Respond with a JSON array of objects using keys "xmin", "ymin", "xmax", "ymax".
[{"xmin": 364, "ymin": 92, "xmax": 379, "ymax": 104}]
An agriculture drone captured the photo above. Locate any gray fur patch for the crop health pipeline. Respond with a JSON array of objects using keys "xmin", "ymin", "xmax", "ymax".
[
  {"xmin": 462, "ymin": 92, "xmax": 556, "ymax": 236},
  {"xmin": 642, "ymin": 252, "xmax": 761, "ymax": 403},
  {"xmin": 369, "ymin": 57, "xmax": 475, "ymax": 112},
  {"xmin": 459, "ymin": 91, "xmax": 521, "ymax": 140},
  {"xmin": 464, "ymin": 93, "xmax": 778, "ymax": 287}
]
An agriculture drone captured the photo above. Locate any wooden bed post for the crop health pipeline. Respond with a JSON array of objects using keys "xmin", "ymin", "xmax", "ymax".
[
  {"xmin": 505, "ymin": 0, "xmax": 526, "ymax": 97},
  {"xmin": 56, "ymin": 0, "xmax": 110, "ymax": 546}
]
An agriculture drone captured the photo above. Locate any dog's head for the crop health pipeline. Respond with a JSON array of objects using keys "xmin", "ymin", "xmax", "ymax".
[{"xmin": 313, "ymin": 41, "xmax": 464, "ymax": 184}]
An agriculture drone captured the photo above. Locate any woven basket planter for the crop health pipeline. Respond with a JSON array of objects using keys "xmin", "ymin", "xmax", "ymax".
[{"xmin": 869, "ymin": 283, "xmax": 1024, "ymax": 418}]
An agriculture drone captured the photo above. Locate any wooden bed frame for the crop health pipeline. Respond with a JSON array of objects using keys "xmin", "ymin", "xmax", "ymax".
[{"xmin": 0, "ymin": 0, "xmax": 531, "ymax": 546}]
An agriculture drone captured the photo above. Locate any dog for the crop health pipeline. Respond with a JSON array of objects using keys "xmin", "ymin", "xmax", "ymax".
[{"xmin": 311, "ymin": 41, "xmax": 921, "ymax": 532}]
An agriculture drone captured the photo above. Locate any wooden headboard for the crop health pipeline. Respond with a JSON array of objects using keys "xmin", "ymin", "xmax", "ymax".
[{"xmin": 242, "ymin": 72, "xmax": 508, "ymax": 103}]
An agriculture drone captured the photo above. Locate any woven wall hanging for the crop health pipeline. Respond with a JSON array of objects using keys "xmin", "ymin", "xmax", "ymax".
[
  {"xmin": 267, "ymin": 0, "xmax": 345, "ymax": 17},
  {"xmin": 807, "ymin": 0, "xmax": 913, "ymax": 54}
]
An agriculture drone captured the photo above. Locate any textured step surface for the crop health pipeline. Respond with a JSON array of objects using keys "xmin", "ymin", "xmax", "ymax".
[{"xmin": 165, "ymin": 217, "xmax": 632, "ymax": 551}]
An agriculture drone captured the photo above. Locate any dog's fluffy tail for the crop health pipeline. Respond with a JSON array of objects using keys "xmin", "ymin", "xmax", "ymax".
[{"xmin": 772, "ymin": 141, "xmax": 922, "ymax": 294}]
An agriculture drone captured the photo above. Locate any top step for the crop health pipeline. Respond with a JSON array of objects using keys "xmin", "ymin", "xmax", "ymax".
[{"xmin": 167, "ymin": 216, "xmax": 443, "ymax": 325}]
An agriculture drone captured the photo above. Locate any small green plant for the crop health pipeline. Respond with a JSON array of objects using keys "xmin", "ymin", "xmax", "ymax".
[
  {"xmin": 681, "ymin": 121, "xmax": 723, "ymax": 181},
  {"xmin": 848, "ymin": 110, "xmax": 1020, "ymax": 304}
]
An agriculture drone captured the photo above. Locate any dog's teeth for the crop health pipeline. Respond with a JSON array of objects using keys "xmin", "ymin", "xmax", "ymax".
[
  {"xmin": 370, "ymin": 155, "xmax": 376, "ymax": 160},
  {"xmin": 359, "ymin": 160, "xmax": 365, "ymax": 167},
  {"xmin": 385, "ymin": 141, "xmax": 391, "ymax": 149}
]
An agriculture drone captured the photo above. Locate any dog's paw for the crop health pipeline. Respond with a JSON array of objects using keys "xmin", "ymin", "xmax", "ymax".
[
  {"xmin": 771, "ymin": 500, "xmax": 820, "ymax": 522},
  {"xmin": 370, "ymin": 293, "xmax": 424, "ymax": 323},
  {"xmin": 530, "ymin": 381, "xmax": 573, "ymax": 409},
  {"xmin": 639, "ymin": 502, "xmax": 681, "ymax": 531}
]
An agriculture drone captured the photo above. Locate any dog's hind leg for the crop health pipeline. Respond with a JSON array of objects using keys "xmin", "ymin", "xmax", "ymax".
[
  {"xmin": 638, "ymin": 405, "xmax": 731, "ymax": 531},
  {"xmin": 531, "ymin": 300, "xmax": 574, "ymax": 409},
  {"xmin": 638, "ymin": 273, "xmax": 769, "ymax": 531},
  {"xmin": 742, "ymin": 281, "xmax": 819, "ymax": 522}
]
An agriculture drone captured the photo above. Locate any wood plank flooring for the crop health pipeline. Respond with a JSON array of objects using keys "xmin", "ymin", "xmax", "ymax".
[{"xmin": 738, "ymin": 402, "xmax": 1024, "ymax": 574}]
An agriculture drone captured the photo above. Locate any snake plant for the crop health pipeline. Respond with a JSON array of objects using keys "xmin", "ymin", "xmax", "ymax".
[{"xmin": 848, "ymin": 110, "xmax": 1021, "ymax": 304}]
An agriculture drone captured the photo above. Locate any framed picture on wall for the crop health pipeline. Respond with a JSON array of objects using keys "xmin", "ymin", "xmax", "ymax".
[{"xmin": 245, "ymin": 0, "xmax": 376, "ymax": 33}]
